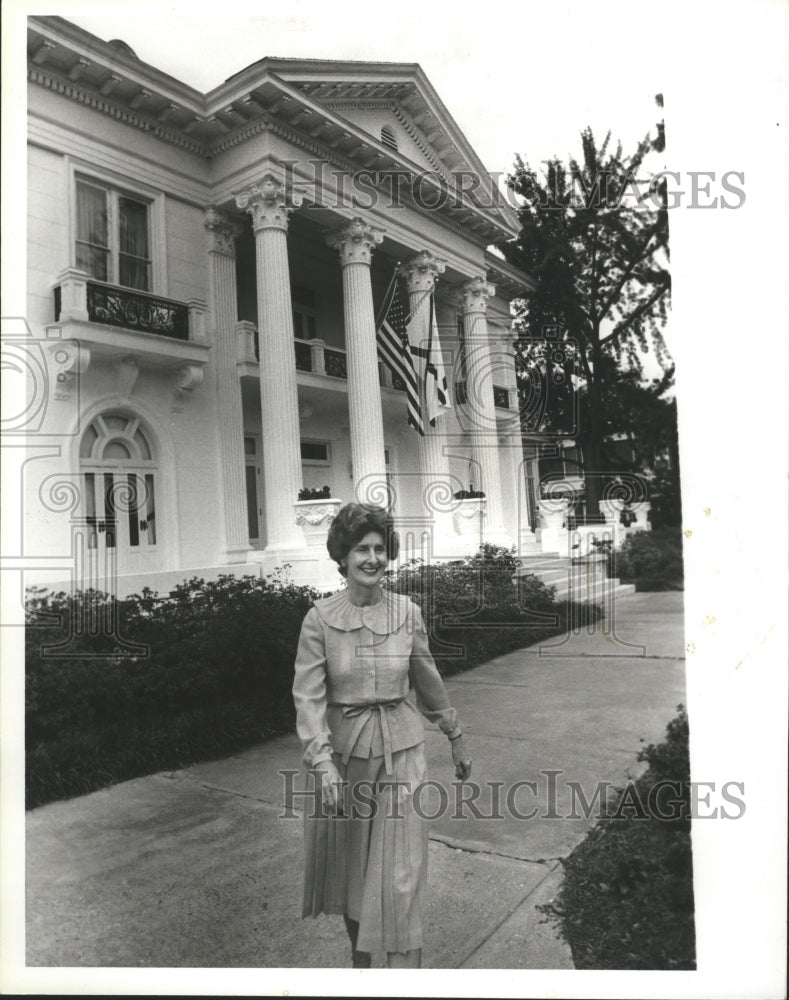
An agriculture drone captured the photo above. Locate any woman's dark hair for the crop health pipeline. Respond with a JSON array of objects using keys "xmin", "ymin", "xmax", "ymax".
[{"xmin": 327, "ymin": 503, "xmax": 399, "ymax": 575}]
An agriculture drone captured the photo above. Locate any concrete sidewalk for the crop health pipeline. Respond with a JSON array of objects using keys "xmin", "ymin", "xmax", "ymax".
[{"xmin": 26, "ymin": 591, "xmax": 686, "ymax": 969}]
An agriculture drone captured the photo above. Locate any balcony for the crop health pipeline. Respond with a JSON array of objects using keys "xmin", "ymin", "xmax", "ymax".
[
  {"xmin": 236, "ymin": 324, "xmax": 406, "ymax": 392},
  {"xmin": 49, "ymin": 268, "xmax": 209, "ymax": 371},
  {"xmin": 455, "ymin": 381, "xmax": 512, "ymax": 409}
]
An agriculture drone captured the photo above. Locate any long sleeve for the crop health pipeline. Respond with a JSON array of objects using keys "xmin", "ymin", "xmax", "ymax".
[
  {"xmin": 292, "ymin": 607, "xmax": 334, "ymax": 767},
  {"xmin": 408, "ymin": 602, "xmax": 458, "ymax": 734}
]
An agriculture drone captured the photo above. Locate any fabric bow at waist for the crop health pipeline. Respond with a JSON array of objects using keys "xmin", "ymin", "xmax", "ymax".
[{"xmin": 329, "ymin": 698, "xmax": 407, "ymax": 775}]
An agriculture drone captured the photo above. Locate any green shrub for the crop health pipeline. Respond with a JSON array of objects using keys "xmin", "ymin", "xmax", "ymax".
[
  {"xmin": 25, "ymin": 574, "xmax": 318, "ymax": 808},
  {"xmin": 385, "ymin": 544, "xmax": 599, "ymax": 675},
  {"xmin": 26, "ymin": 549, "xmax": 602, "ymax": 808},
  {"xmin": 616, "ymin": 528, "xmax": 684, "ymax": 590},
  {"xmin": 538, "ymin": 706, "xmax": 695, "ymax": 970}
]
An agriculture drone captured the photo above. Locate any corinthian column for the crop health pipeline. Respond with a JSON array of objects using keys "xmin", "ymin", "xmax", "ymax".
[
  {"xmin": 326, "ymin": 218, "xmax": 388, "ymax": 505},
  {"xmin": 456, "ymin": 276, "xmax": 512, "ymax": 547},
  {"xmin": 235, "ymin": 176, "xmax": 305, "ymax": 553},
  {"xmin": 399, "ymin": 251, "xmax": 457, "ymax": 555},
  {"xmin": 204, "ymin": 207, "xmax": 249, "ymax": 562}
]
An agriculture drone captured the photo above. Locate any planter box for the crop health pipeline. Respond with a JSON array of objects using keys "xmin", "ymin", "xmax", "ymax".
[
  {"xmin": 453, "ymin": 497, "xmax": 487, "ymax": 539},
  {"xmin": 538, "ymin": 498, "xmax": 571, "ymax": 555},
  {"xmin": 294, "ymin": 498, "xmax": 342, "ymax": 547}
]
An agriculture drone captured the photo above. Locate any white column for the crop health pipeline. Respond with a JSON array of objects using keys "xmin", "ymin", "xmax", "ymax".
[
  {"xmin": 203, "ymin": 208, "xmax": 250, "ymax": 563},
  {"xmin": 495, "ymin": 326, "xmax": 532, "ymax": 552},
  {"xmin": 399, "ymin": 251, "xmax": 458, "ymax": 556},
  {"xmin": 456, "ymin": 276, "xmax": 512, "ymax": 547},
  {"xmin": 325, "ymin": 218, "xmax": 388, "ymax": 506},
  {"xmin": 235, "ymin": 176, "xmax": 305, "ymax": 553}
]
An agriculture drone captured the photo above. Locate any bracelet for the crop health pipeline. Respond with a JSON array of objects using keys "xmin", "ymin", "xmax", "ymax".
[{"xmin": 448, "ymin": 730, "xmax": 463, "ymax": 742}]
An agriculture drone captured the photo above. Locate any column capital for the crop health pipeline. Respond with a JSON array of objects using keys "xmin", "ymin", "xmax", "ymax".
[
  {"xmin": 204, "ymin": 207, "xmax": 242, "ymax": 256},
  {"xmin": 234, "ymin": 174, "xmax": 303, "ymax": 232},
  {"xmin": 326, "ymin": 217, "xmax": 384, "ymax": 267},
  {"xmin": 398, "ymin": 250, "xmax": 446, "ymax": 293},
  {"xmin": 455, "ymin": 275, "xmax": 496, "ymax": 314}
]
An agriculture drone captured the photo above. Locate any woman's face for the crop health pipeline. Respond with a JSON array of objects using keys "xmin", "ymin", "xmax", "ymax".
[{"xmin": 343, "ymin": 530, "xmax": 388, "ymax": 589}]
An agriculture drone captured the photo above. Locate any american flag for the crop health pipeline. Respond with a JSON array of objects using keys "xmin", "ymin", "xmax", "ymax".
[{"xmin": 376, "ymin": 276, "xmax": 424, "ymax": 435}]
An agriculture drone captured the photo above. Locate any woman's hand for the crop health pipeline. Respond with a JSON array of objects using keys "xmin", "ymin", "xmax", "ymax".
[
  {"xmin": 451, "ymin": 736, "xmax": 472, "ymax": 781},
  {"xmin": 314, "ymin": 759, "xmax": 344, "ymax": 813}
]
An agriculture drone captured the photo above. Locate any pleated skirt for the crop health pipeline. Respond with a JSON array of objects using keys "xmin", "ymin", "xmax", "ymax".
[{"xmin": 301, "ymin": 743, "xmax": 428, "ymax": 954}]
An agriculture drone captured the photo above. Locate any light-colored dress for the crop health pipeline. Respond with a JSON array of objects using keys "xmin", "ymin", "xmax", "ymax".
[{"xmin": 292, "ymin": 588, "xmax": 459, "ymax": 954}]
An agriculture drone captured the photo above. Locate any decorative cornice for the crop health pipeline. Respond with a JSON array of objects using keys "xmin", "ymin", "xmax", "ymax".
[
  {"xmin": 325, "ymin": 217, "xmax": 384, "ymax": 267},
  {"xmin": 28, "ymin": 66, "xmax": 205, "ymax": 156},
  {"xmin": 323, "ymin": 99, "xmax": 397, "ymax": 111},
  {"xmin": 399, "ymin": 250, "xmax": 446, "ymax": 293},
  {"xmin": 391, "ymin": 105, "xmax": 446, "ymax": 177},
  {"xmin": 234, "ymin": 175, "xmax": 303, "ymax": 232},
  {"xmin": 27, "ymin": 52, "xmax": 513, "ymax": 247},
  {"xmin": 204, "ymin": 207, "xmax": 242, "ymax": 255}
]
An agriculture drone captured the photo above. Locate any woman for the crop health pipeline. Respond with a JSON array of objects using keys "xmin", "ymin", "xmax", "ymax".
[{"xmin": 292, "ymin": 503, "xmax": 472, "ymax": 969}]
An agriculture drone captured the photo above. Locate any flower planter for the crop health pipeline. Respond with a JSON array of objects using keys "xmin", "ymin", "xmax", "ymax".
[
  {"xmin": 538, "ymin": 497, "xmax": 571, "ymax": 555},
  {"xmin": 453, "ymin": 497, "xmax": 487, "ymax": 539},
  {"xmin": 294, "ymin": 498, "xmax": 342, "ymax": 547}
]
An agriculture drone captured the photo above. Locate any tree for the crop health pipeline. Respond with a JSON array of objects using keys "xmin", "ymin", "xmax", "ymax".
[{"xmin": 500, "ymin": 109, "xmax": 671, "ymax": 516}]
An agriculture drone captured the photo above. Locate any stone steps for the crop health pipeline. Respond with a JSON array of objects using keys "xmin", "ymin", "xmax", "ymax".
[{"xmin": 516, "ymin": 554, "xmax": 635, "ymax": 605}]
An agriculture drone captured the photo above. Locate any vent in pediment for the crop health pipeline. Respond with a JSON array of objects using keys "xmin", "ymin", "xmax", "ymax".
[{"xmin": 380, "ymin": 125, "xmax": 398, "ymax": 151}]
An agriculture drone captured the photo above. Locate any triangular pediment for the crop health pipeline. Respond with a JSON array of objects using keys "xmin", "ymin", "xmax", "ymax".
[{"xmin": 310, "ymin": 102, "xmax": 440, "ymax": 175}]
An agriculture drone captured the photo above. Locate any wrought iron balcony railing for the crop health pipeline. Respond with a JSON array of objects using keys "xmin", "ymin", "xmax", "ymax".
[
  {"xmin": 455, "ymin": 381, "xmax": 511, "ymax": 408},
  {"xmin": 55, "ymin": 280, "xmax": 190, "ymax": 341}
]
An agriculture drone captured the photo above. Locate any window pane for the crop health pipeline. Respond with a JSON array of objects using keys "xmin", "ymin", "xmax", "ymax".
[
  {"xmin": 76, "ymin": 243, "xmax": 109, "ymax": 282},
  {"xmin": 84, "ymin": 472, "xmax": 97, "ymax": 549},
  {"xmin": 134, "ymin": 427, "xmax": 152, "ymax": 461},
  {"xmin": 80, "ymin": 423, "xmax": 99, "ymax": 459},
  {"xmin": 244, "ymin": 437, "xmax": 256, "ymax": 456},
  {"xmin": 118, "ymin": 255, "xmax": 150, "ymax": 291},
  {"xmin": 119, "ymin": 198, "xmax": 149, "ymax": 255},
  {"xmin": 245, "ymin": 465, "xmax": 259, "ymax": 540},
  {"xmin": 144, "ymin": 474, "xmax": 156, "ymax": 545},
  {"xmin": 104, "ymin": 440, "xmax": 132, "ymax": 460},
  {"xmin": 300, "ymin": 441, "xmax": 329, "ymax": 462},
  {"xmin": 76, "ymin": 182, "xmax": 108, "ymax": 247},
  {"xmin": 103, "ymin": 473, "xmax": 116, "ymax": 548},
  {"xmin": 127, "ymin": 474, "xmax": 140, "ymax": 547},
  {"xmin": 307, "ymin": 315, "xmax": 316, "ymax": 339}
]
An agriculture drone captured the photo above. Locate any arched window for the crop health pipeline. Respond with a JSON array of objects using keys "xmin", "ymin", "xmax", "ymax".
[
  {"xmin": 380, "ymin": 125, "xmax": 398, "ymax": 151},
  {"xmin": 79, "ymin": 411, "xmax": 158, "ymax": 553}
]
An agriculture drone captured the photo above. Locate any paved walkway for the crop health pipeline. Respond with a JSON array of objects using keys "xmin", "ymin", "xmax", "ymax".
[{"xmin": 26, "ymin": 591, "xmax": 686, "ymax": 970}]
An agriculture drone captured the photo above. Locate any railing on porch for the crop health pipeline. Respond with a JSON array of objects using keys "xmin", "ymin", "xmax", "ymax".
[
  {"xmin": 455, "ymin": 381, "xmax": 511, "ymax": 408},
  {"xmin": 242, "ymin": 332, "xmax": 407, "ymax": 392},
  {"xmin": 54, "ymin": 281, "xmax": 190, "ymax": 341}
]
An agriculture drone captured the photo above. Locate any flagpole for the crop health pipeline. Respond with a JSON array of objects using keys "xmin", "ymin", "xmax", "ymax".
[{"xmin": 374, "ymin": 260, "xmax": 401, "ymax": 329}]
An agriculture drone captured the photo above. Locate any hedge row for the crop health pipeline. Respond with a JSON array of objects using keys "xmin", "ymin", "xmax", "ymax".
[
  {"xmin": 616, "ymin": 528, "xmax": 685, "ymax": 591},
  {"xmin": 26, "ymin": 546, "xmax": 601, "ymax": 808},
  {"xmin": 538, "ymin": 707, "xmax": 695, "ymax": 970}
]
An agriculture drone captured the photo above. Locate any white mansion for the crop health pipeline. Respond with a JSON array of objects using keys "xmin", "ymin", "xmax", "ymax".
[{"xmin": 23, "ymin": 15, "xmax": 551, "ymax": 596}]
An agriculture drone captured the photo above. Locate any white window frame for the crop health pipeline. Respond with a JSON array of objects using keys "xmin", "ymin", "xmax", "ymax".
[{"xmin": 67, "ymin": 158, "xmax": 167, "ymax": 294}]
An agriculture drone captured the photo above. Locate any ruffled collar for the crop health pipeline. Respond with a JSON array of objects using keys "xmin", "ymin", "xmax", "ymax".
[{"xmin": 314, "ymin": 588, "xmax": 409, "ymax": 634}]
